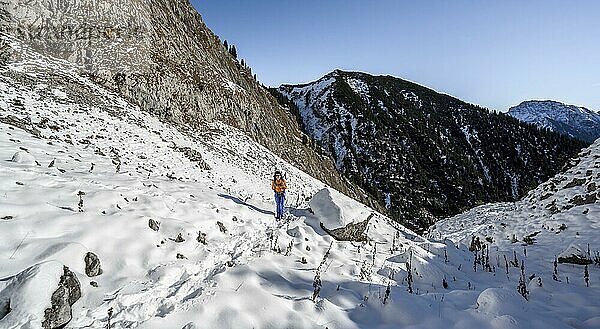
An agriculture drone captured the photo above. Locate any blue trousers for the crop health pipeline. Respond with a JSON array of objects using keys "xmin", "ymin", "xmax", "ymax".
[{"xmin": 275, "ymin": 192, "xmax": 285, "ymax": 219}]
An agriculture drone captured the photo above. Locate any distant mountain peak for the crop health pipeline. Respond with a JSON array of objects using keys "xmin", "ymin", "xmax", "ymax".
[{"xmin": 508, "ymin": 100, "xmax": 600, "ymax": 142}]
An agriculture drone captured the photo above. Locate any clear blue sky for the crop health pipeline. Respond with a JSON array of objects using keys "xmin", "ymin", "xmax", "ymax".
[{"xmin": 191, "ymin": 1, "xmax": 600, "ymax": 111}]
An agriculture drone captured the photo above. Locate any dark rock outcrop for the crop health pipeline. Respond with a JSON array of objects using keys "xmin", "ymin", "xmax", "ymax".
[
  {"xmin": 41, "ymin": 266, "xmax": 81, "ymax": 329},
  {"xmin": 558, "ymin": 255, "xmax": 593, "ymax": 265},
  {"xmin": 0, "ymin": 296, "xmax": 9, "ymax": 320},
  {"xmin": 569, "ymin": 193, "xmax": 597, "ymax": 206},
  {"xmin": 84, "ymin": 252, "xmax": 103, "ymax": 277},
  {"xmin": 320, "ymin": 214, "xmax": 373, "ymax": 242}
]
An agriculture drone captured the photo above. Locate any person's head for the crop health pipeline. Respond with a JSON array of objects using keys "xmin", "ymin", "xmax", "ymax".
[{"xmin": 274, "ymin": 170, "xmax": 282, "ymax": 180}]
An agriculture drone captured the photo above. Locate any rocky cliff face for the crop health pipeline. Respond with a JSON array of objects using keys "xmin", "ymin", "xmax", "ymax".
[
  {"xmin": 278, "ymin": 70, "xmax": 587, "ymax": 232},
  {"xmin": 0, "ymin": 0, "xmax": 370, "ymax": 204},
  {"xmin": 508, "ymin": 100, "xmax": 600, "ymax": 143}
]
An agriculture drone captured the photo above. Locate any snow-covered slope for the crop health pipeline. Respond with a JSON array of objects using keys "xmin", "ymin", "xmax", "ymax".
[
  {"xmin": 430, "ymin": 140, "xmax": 600, "ymax": 327},
  {"xmin": 2, "ymin": 37, "xmax": 600, "ymax": 329},
  {"xmin": 509, "ymin": 100, "xmax": 600, "ymax": 143},
  {"xmin": 1, "ymin": 0, "xmax": 366, "ymax": 208}
]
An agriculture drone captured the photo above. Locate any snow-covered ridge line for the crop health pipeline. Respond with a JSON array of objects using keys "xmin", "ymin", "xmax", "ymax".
[{"xmin": 508, "ymin": 100, "xmax": 600, "ymax": 143}]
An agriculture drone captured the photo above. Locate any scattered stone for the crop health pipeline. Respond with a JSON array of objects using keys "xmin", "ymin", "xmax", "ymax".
[
  {"xmin": 176, "ymin": 146, "xmax": 211, "ymax": 170},
  {"xmin": 217, "ymin": 221, "xmax": 227, "ymax": 234},
  {"xmin": 2, "ymin": 215, "xmax": 13, "ymax": 220},
  {"xmin": 41, "ymin": 266, "xmax": 81, "ymax": 329},
  {"xmin": 84, "ymin": 252, "xmax": 103, "ymax": 277},
  {"xmin": 173, "ymin": 233, "xmax": 185, "ymax": 243},
  {"xmin": 197, "ymin": 231, "xmax": 207, "ymax": 244},
  {"xmin": 0, "ymin": 115, "xmax": 41, "ymax": 137},
  {"xmin": 15, "ymin": 181, "xmax": 24, "ymax": 186},
  {"xmin": 148, "ymin": 218, "xmax": 161, "ymax": 231}
]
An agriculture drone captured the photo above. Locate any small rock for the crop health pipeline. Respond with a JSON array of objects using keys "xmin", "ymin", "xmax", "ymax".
[
  {"xmin": 217, "ymin": 221, "xmax": 227, "ymax": 234},
  {"xmin": 2, "ymin": 215, "xmax": 13, "ymax": 220},
  {"xmin": 176, "ymin": 253, "xmax": 187, "ymax": 259},
  {"xmin": 148, "ymin": 218, "xmax": 160, "ymax": 231},
  {"xmin": 197, "ymin": 231, "xmax": 207, "ymax": 244},
  {"xmin": 84, "ymin": 252, "xmax": 103, "ymax": 277},
  {"xmin": 173, "ymin": 233, "xmax": 185, "ymax": 243},
  {"xmin": 90, "ymin": 281, "xmax": 98, "ymax": 288},
  {"xmin": 587, "ymin": 182, "xmax": 597, "ymax": 193}
]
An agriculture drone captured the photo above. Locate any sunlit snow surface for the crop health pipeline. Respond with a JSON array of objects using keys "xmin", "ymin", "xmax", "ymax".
[{"xmin": 1, "ymin": 35, "xmax": 599, "ymax": 329}]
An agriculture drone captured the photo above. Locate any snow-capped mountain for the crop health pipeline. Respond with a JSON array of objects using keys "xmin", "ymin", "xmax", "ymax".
[
  {"xmin": 278, "ymin": 70, "xmax": 587, "ymax": 233},
  {"xmin": 508, "ymin": 100, "xmax": 600, "ymax": 143},
  {"xmin": 0, "ymin": 0, "xmax": 370, "ymax": 206},
  {"xmin": 2, "ymin": 32, "xmax": 599, "ymax": 329}
]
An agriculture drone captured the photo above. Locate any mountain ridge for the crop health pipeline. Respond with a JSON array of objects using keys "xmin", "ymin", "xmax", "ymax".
[
  {"xmin": 0, "ymin": 0, "xmax": 376, "ymax": 208},
  {"xmin": 277, "ymin": 70, "xmax": 587, "ymax": 232},
  {"xmin": 508, "ymin": 100, "xmax": 600, "ymax": 143}
]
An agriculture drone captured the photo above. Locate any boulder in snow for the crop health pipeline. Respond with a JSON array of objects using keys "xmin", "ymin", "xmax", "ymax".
[
  {"xmin": 309, "ymin": 188, "xmax": 373, "ymax": 241},
  {"xmin": 10, "ymin": 151, "xmax": 35, "ymax": 164},
  {"xmin": 42, "ymin": 266, "xmax": 81, "ymax": 328},
  {"xmin": 0, "ymin": 262, "xmax": 81, "ymax": 328},
  {"xmin": 476, "ymin": 288, "xmax": 527, "ymax": 316},
  {"xmin": 558, "ymin": 244, "xmax": 592, "ymax": 265},
  {"xmin": 84, "ymin": 252, "xmax": 103, "ymax": 277}
]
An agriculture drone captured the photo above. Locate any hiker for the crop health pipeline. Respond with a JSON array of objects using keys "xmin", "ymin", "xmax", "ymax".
[{"xmin": 272, "ymin": 170, "xmax": 287, "ymax": 219}]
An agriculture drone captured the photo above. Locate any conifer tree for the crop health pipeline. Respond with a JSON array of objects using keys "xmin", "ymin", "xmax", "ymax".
[{"xmin": 584, "ymin": 265, "xmax": 590, "ymax": 287}]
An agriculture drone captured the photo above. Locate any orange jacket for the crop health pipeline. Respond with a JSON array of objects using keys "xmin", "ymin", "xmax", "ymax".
[{"xmin": 272, "ymin": 178, "xmax": 287, "ymax": 193}]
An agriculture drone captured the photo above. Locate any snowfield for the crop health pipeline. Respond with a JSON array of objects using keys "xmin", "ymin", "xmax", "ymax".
[{"xmin": 1, "ymin": 35, "xmax": 600, "ymax": 329}]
